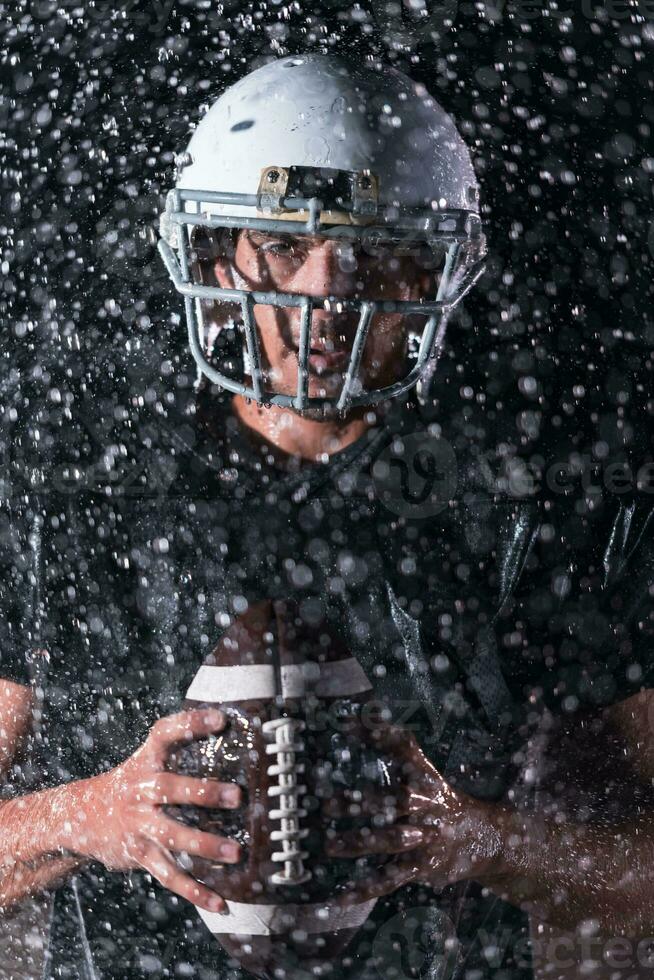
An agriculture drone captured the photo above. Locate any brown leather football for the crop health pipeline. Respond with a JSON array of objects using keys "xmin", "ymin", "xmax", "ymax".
[{"xmin": 166, "ymin": 598, "xmax": 403, "ymax": 979}]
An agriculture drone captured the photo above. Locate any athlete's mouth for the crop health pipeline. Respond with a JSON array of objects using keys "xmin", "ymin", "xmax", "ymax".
[
  {"xmin": 306, "ymin": 348, "xmax": 349, "ymax": 374},
  {"xmin": 289, "ymin": 314, "xmax": 357, "ymax": 375},
  {"xmin": 288, "ymin": 340, "xmax": 350, "ymax": 375}
]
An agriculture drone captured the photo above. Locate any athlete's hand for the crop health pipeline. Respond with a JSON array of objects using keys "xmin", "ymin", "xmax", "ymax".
[
  {"xmin": 322, "ymin": 724, "xmax": 500, "ymax": 899},
  {"xmin": 62, "ymin": 708, "xmax": 241, "ymax": 912}
]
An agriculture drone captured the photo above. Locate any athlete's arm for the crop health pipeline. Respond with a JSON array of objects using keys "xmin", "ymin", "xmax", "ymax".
[
  {"xmin": 0, "ymin": 685, "xmax": 242, "ymax": 913},
  {"xmin": 479, "ymin": 690, "xmax": 654, "ymax": 935},
  {"xmin": 0, "ymin": 679, "xmax": 83, "ymax": 908},
  {"xmin": 324, "ymin": 697, "xmax": 654, "ymax": 935}
]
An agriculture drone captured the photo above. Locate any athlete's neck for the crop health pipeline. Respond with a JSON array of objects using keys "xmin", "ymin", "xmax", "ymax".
[{"xmin": 231, "ymin": 395, "xmax": 384, "ymax": 466}]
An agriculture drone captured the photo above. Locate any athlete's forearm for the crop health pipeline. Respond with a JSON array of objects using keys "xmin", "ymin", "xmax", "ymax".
[
  {"xmin": 0, "ymin": 781, "xmax": 95, "ymax": 904},
  {"xmin": 0, "ymin": 853, "xmax": 86, "ymax": 912},
  {"xmin": 480, "ymin": 804, "xmax": 654, "ymax": 935}
]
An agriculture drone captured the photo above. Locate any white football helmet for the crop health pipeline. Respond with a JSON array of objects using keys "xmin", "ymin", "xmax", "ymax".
[{"xmin": 158, "ymin": 53, "xmax": 486, "ymax": 413}]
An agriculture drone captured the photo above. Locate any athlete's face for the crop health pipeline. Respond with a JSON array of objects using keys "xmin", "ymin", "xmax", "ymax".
[{"xmin": 206, "ymin": 229, "xmax": 438, "ymax": 403}]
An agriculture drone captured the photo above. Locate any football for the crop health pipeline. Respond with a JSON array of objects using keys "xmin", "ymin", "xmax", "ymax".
[{"xmin": 166, "ymin": 598, "xmax": 405, "ymax": 979}]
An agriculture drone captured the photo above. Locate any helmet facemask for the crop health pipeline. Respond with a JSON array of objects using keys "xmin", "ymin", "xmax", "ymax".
[{"xmin": 158, "ymin": 166, "xmax": 486, "ymax": 416}]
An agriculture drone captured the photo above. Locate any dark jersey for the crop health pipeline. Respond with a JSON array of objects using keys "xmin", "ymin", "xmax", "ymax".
[{"xmin": 1, "ymin": 385, "xmax": 653, "ymax": 980}]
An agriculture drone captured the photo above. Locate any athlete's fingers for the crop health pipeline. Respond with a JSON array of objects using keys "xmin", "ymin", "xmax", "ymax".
[
  {"xmin": 325, "ymin": 824, "xmax": 425, "ymax": 858},
  {"xmin": 138, "ymin": 773, "xmax": 241, "ymax": 809},
  {"xmin": 145, "ymin": 709, "xmax": 227, "ymax": 763},
  {"xmin": 135, "ymin": 840, "xmax": 227, "ymax": 914},
  {"xmin": 143, "ymin": 812, "xmax": 242, "ymax": 863}
]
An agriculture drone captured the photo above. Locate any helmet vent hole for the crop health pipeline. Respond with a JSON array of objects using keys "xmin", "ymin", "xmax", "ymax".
[{"xmin": 285, "ymin": 58, "xmax": 305, "ymax": 67}]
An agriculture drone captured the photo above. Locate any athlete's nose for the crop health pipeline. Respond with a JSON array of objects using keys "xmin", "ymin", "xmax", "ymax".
[{"xmin": 296, "ymin": 240, "xmax": 358, "ymax": 299}]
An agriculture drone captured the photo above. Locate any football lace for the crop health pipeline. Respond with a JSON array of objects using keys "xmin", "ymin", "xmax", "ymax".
[{"xmin": 263, "ymin": 716, "xmax": 312, "ymax": 885}]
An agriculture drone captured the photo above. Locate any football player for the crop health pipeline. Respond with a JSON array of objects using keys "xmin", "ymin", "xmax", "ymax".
[{"xmin": 0, "ymin": 53, "xmax": 654, "ymax": 980}]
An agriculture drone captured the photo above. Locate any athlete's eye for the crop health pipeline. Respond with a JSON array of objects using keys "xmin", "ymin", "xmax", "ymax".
[{"xmin": 259, "ymin": 238, "xmax": 300, "ymax": 258}]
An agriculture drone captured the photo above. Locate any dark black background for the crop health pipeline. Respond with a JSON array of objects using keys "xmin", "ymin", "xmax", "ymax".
[{"xmin": 1, "ymin": 0, "xmax": 653, "ymax": 497}]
